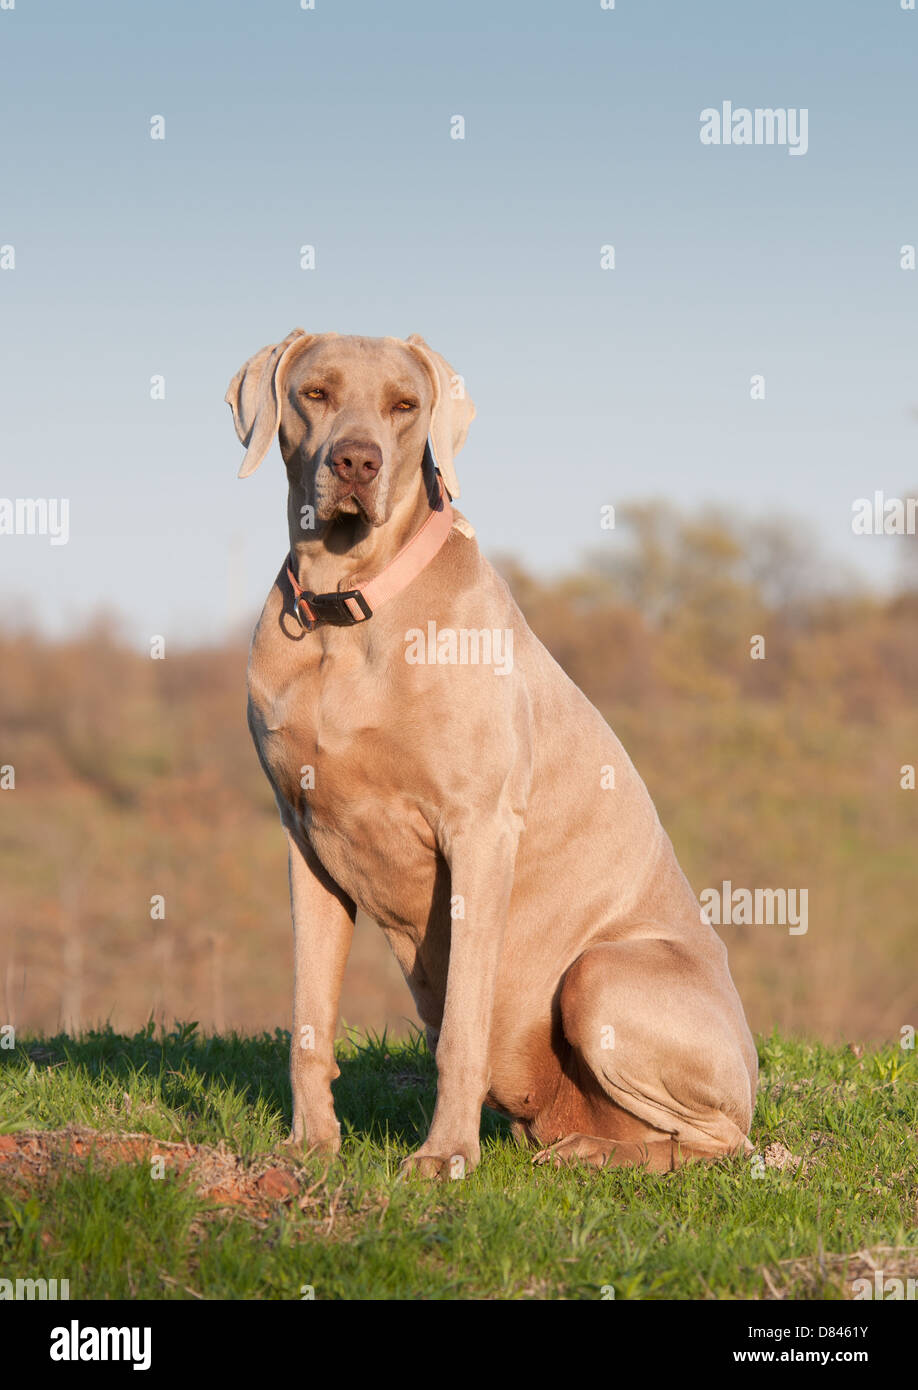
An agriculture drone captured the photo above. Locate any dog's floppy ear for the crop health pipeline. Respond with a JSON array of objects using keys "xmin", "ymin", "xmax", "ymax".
[
  {"xmin": 404, "ymin": 335, "xmax": 475, "ymax": 500},
  {"xmin": 225, "ymin": 329, "xmax": 316, "ymax": 478}
]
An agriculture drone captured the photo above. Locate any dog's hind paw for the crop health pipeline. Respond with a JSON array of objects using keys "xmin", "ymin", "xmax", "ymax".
[{"xmin": 533, "ymin": 1133, "xmax": 677, "ymax": 1172}]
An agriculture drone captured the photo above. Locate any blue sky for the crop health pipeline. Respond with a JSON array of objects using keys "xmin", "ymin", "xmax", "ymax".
[{"xmin": 1, "ymin": 0, "xmax": 916, "ymax": 641}]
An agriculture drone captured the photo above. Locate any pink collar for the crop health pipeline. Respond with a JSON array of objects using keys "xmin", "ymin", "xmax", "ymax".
[{"xmin": 286, "ymin": 477, "xmax": 454, "ymax": 631}]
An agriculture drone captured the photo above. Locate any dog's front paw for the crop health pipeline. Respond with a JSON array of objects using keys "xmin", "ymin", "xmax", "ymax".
[{"xmin": 399, "ymin": 1143, "xmax": 479, "ymax": 1181}]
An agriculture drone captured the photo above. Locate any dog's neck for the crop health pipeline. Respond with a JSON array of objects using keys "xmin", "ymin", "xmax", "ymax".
[{"xmin": 286, "ymin": 466, "xmax": 440, "ymax": 595}]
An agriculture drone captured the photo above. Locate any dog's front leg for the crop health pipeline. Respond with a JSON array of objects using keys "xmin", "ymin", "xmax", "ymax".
[
  {"xmin": 283, "ymin": 824, "xmax": 356, "ymax": 1154},
  {"xmin": 400, "ymin": 823, "xmax": 518, "ymax": 1180}
]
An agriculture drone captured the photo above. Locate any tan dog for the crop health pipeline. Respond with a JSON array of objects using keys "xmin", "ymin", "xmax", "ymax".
[{"xmin": 226, "ymin": 329, "xmax": 757, "ymax": 1177}]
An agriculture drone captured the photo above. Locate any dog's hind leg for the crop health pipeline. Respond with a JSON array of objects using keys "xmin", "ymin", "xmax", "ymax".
[{"xmin": 532, "ymin": 937, "xmax": 756, "ymax": 1172}]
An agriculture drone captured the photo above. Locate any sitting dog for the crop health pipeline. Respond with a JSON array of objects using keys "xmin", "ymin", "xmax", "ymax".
[{"xmin": 226, "ymin": 329, "xmax": 757, "ymax": 1177}]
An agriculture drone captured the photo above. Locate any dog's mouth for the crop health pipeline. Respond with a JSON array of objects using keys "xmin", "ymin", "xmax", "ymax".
[
  {"xmin": 312, "ymin": 459, "xmax": 384, "ymax": 526},
  {"xmin": 330, "ymin": 489, "xmax": 369, "ymax": 518},
  {"xmin": 320, "ymin": 484, "xmax": 384, "ymax": 526}
]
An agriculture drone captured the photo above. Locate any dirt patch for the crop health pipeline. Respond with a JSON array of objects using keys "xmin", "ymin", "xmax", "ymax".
[
  {"xmin": 763, "ymin": 1141, "xmax": 802, "ymax": 1172},
  {"xmin": 0, "ymin": 1128, "xmax": 320, "ymax": 1213},
  {"xmin": 761, "ymin": 1245, "xmax": 918, "ymax": 1299}
]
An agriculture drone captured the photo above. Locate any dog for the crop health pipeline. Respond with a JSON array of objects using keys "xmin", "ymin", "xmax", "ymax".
[{"xmin": 226, "ymin": 329, "xmax": 757, "ymax": 1177}]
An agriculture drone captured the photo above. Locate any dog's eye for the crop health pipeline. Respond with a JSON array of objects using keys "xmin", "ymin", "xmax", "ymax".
[
  {"xmin": 302, "ymin": 387, "xmax": 326, "ymax": 401},
  {"xmin": 394, "ymin": 400, "xmax": 417, "ymax": 412}
]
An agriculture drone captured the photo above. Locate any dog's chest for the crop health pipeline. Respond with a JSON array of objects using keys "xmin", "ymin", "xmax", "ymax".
[
  {"xmin": 247, "ymin": 633, "xmax": 440, "ymax": 922},
  {"xmin": 249, "ymin": 647, "xmax": 378, "ymax": 805}
]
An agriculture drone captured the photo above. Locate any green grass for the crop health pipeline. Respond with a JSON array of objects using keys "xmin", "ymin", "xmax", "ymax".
[{"xmin": 0, "ymin": 1025, "xmax": 915, "ymax": 1300}]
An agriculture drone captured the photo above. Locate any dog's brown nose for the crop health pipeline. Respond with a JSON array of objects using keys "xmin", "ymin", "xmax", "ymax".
[{"xmin": 330, "ymin": 439, "xmax": 382, "ymax": 483}]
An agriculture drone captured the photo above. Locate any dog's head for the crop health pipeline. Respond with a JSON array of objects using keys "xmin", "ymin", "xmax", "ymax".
[{"xmin": 225, "ymin": 330, "xmax": 474, "ymax": 525}]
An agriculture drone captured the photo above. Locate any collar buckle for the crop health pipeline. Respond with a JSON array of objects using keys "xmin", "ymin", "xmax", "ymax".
[{"xmin": 293, "ymin": 588, "xmax": 372, "ymax": 630}]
